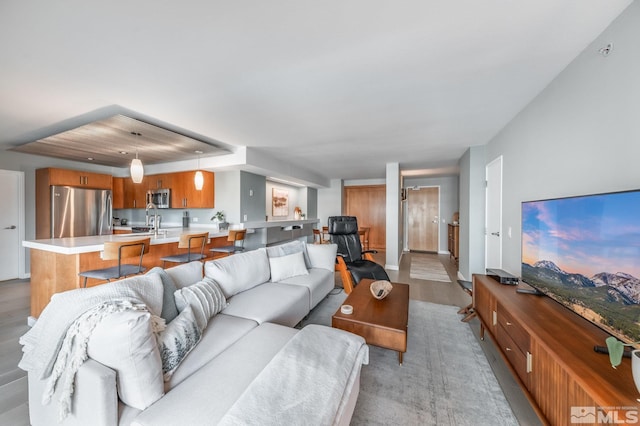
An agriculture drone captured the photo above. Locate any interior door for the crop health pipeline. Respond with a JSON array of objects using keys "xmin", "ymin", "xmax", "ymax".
[
  {"xmin": 0, "ymin": 170, "xmax": 23, "ymax": 280},
  {"xmin": 407, "ymin": 186, "xmax": 439, "ymax": 252},
  {"xmin": 486, "ymin": 156, "xmax": 503, "ymax": 269},
  {"xmin": 344, "ymin": 185, "xmax": 386, "ymax": 250}
]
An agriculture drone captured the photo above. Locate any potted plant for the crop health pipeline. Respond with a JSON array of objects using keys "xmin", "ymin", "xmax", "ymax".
[{"xmin": 211, "ymin": 211, "xmax": 228, "ymax": 230}]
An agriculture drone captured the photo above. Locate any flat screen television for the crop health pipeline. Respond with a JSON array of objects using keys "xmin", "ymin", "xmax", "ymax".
[{"xmin": 521, "ymin": 189, "xmax": 640, "ymax": 344}]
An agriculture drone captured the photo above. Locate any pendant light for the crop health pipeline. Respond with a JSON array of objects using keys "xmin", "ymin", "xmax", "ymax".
[
  {"xmin": 130, "ymin": 132, "xmax": 144, "ymax": 183},
  {"xmin": 194, "ymin": 150, "xmax": 204, "ymax": 190}
]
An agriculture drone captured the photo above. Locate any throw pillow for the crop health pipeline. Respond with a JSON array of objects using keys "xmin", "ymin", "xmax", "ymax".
[
  {"xmin": 306, "ymin": 243, "xmax": 338, "ymax": 272},
  {"xmin": 173, "ymin": 277, "xmax": 227, "ymax": 330},
  {"xmin": 157, "ymin": 305, "xmax": 202, "ymax": 381},
  {"xmin": 146, "ymin": 267, "xmax": 179, "ymax": 323},
  {"xmin": 87, "ymin": 310, "xmax": 164, "ymax": 410},
  {"xmin": 269, "ymin": 251, "xmax": 309, "ymax": 282},
  {"xmin": 165, "ymin": 260, "xmax": 204, "ymax": 289},
  {"xmin": 265, "ymin": 240, "xmax": 311, "ymax": 268},
  {"xmin": 204, "ymin": 249, "xmax": 271, "ymax": 298}
]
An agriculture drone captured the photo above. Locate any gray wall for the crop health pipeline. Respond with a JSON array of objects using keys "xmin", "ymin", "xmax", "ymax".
[
  {"xmin": 317, "ymin": 179, "xmax": 344, "ymax": 229},
  {"xmin": 305, "ymin": 187, "xmax": 318, "ymax": 219},
  {"xmin": 241, "ymin": 171, "xmax": 267, "ymax": 222},
  {"xmin": 480, "ymin": 2, "xmax": 640, "ymax": 276},
  {"xmin": 458, "ymin": 146, "xmax": 486, "ymax": 281},
  {"xmin": 403, "ymin": 175, "xmax": 460, "ymax": 254},
  {"xmin": 214, "ymin": 170, "xmax": 241, "ymax": 224}
]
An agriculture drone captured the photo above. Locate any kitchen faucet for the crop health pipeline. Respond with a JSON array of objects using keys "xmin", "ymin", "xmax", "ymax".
[{"xmin": 145, "ymin": 202, "xmax": 160, "ymax": 235}]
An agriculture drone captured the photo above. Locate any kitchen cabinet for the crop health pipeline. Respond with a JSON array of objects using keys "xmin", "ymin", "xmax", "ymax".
[
  {"xmin": 113, "ymin": 176, "xmax": 150, "ymax": 209},
  {"xmin": 170, "ymin": 171, "xmax": 214, "ymax": 208},
  {"xmin": 473, "ymin": 274, "xmax": 639, "ymax": 425},
  {"xmin": 126, "ymin": 177, "xmax": 151, "ymax": 209},
  {"xmin": 36, "ymin": 168, "xmax": 113, "ymax": 239},
  {"xmin": 112, "ymin": 177, "xmax": 125, "ymax": 209},
  {"xmin": 44, "ymin": 167, "xmax": 112, "ymax": 189},
  {"xmin": 113, "ymin": 171, "xmax": 213, "ymax": 209}
]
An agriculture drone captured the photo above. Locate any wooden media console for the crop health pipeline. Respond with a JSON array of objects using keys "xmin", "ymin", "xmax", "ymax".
[{"xmin": 473, "ymin": 274, "xmax": 639, "ymax": 425}]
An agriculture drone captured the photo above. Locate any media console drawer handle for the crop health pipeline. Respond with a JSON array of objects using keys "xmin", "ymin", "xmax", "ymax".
[
  {"xmin": 526, "ymin": 352, "xmax": 532, "ymax": 373},
  {"xmin": 506, "ymin": 321, "xmax": 512, "ymax": 326}
]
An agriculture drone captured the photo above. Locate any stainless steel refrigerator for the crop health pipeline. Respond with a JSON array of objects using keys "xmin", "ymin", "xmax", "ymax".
[{"xmin": 51, "ymin": 185, "xmax": 112, "ymax": 238}]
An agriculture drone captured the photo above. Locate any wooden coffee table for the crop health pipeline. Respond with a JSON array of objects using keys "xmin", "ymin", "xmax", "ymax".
[{"xmin": 332, "ymin": 279, "xmax": 409, "ymax": 364}]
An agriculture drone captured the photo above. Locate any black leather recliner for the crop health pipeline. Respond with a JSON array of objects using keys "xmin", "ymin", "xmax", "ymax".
[{"xmin": 328, "ymin": 216, "xmax": 390, "ymax": 292}]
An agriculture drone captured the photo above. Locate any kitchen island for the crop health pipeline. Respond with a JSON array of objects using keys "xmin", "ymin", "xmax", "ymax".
[{"xmin": 23, "ymin": 227, "xmax": 230, "ymax": 318}]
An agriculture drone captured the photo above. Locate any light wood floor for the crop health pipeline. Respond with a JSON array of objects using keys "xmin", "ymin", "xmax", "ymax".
[
  {"xmin": 0, "ymin": 279, "xmax": 30, "ymax": 426},
  {"xmin": 0, "ymin": 252, "xmax": 540, "ymax": 425}
]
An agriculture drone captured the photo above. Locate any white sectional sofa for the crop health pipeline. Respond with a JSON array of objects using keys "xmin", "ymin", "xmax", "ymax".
[{"xmin": 22, "ymin": 241, "xmax": 368, "ymax": 426}]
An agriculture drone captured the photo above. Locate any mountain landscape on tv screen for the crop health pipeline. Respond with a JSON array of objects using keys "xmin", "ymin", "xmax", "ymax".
[{"xmin": 522, "ymin": 260, "xmax": 640, "ymax": 342}]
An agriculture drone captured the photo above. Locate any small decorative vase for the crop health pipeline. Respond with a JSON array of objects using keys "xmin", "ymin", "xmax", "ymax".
[{"xmin": 632, "ymin": 350, "xmax": 640, "ymax": 395}]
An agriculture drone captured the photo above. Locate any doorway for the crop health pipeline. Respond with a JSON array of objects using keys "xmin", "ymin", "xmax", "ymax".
[
  {"xmin": 485, "ymin": 156, "xmax": 503, "ymax": 269},
  {"xmin": 407, "ymin": 186, "xmax": 440, "ymax": 252},
  {"xmin": 0, "ymin": 169, "xmax": 25, "ymax": 281}
]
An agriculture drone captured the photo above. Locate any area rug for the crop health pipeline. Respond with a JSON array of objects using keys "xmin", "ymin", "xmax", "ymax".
[
  {"xmin": 301, "ymin": 292, "xmax": 517, "ymax": 426},
  {"xmin": 409, "ymin": 254, "xmax": 452, "ymax": 282}
]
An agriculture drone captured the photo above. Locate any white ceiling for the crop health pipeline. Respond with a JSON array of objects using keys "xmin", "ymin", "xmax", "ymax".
[{"xmin": 0, "ymin": 1, "xmax": 632, "ymax": 182}]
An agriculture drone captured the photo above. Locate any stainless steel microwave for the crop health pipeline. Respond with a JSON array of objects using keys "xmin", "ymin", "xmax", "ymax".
[{"xmin": 147, "ymin": 189, "xmax": 171, "ymax": 208}]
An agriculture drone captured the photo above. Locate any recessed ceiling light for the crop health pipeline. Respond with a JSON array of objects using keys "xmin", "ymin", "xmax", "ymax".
[
  {"xmin": 195, "ymin": 150, "xmax": 203, "ymax": 154},
  {"xmin": 119, "ymin": 151, "xmax": 128, "ymax": 155},
  {"xmin": 87, "ymin": 157, "xmax": 94, "ymax": 161}
]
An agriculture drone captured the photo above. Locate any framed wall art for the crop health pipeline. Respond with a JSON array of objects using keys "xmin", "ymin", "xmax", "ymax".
[{"xmin": 272, "ymin": 188, "xmax": 289, "ymax": 217}]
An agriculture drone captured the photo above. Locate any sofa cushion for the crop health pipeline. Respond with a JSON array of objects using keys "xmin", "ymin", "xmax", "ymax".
[
  {"xmin": 87, "ymin": 310, "xmax": 164, "ymax": 411},
  {"xmin": 221, "ymin": 282, "xmax": 309, "ymax": 327},
  {"xmin": 164, "ymin": 313, "xmax": 258, "ymax": 391},
  {"xmin": 157, "ymin": 305, "xmax": 203, "ymax": 381},
  {"xmin": 131, "ymin": 323, "xmax": 298, "ymax": 426},
  {"xmin": 204, "ymin": 249, "xmax": 270, "ymax": 298},
  {"xmin": 269, "ymin": 251, "xmax": 309, "ymax": 282},
  {"xmin": 265, "ymin": 240, "xmax": 310, "ymax": 268},
  {"xmin": 173, "ymin": 278, "xmax": 227, "ymax": 330},
  {"xmin": 146, "ymin": 267, "xmax": 179, "ymax": 323},
  {"xmin": 165, "ymin": 261, "xmax": 203, "ymax": 289},
  {"xmin": 280, "ymin": 268, "xmax": 334, "ymax": 310},
  {"xmin": 306, "ymin": 243, "xmax": 338, "ymax": 272}
]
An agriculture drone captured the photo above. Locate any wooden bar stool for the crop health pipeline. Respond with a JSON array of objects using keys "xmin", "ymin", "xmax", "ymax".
[
  {"xmin": 210, "ymin": 229, "xmax": 246, "ymax": 256},
  {"xmin": 456, "ymin": 279, "xmax": 476, "ymax": 322},
  {"xmin": 358, "ymin": 227, "xmax": 370, "ymax": 250},
  {"xmin": 160, "ymin": 231, "xmax": 209, "ymax": 267},
  {"xmin": 313, "ymin": 228, "xmax": 330, "ymax": 244},
  {"xmin": 78, "ymin": 237, "xmax": 150, "ymax": 287}
]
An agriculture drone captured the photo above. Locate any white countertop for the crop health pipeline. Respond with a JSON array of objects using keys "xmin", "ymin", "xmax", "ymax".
[{"xmin": 22, "ymin": 227, "xmax": 230, "ymax": 255}]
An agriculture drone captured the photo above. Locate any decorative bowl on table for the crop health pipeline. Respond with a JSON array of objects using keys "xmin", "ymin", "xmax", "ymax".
[{"xmin": 370, "ymin": 280, "xmax": 393, "ymax": 300}]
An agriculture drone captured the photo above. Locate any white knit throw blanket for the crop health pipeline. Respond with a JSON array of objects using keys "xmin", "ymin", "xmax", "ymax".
[{"xmin": 42, "ymin": 300, "xmax": 165, "ymax": 422}]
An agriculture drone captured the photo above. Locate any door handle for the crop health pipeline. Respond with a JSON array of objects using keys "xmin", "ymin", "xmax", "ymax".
[
  {"xmin": 491, "ymin": 231, "xmax": 500, "ymax": 237},
  {"xmin": 4, "ymin": 225, "xmax": 16, "ymax": 229}
]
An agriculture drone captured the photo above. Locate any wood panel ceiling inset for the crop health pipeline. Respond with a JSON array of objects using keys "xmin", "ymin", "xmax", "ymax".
[{"xmin": 11, "ymin": 115, "xmax": 228, "ymax": 167}]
